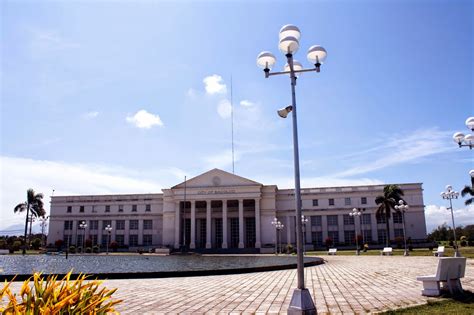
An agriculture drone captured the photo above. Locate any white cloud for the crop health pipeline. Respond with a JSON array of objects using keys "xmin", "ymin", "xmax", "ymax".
[
  {"xmin": 240, "ymin": 100, "xmax": 254, "ymax": 107},
  {"xmin": 0, "ymin": 156, "xmax": 164, "ymax": 230},
  {"xmin": 424, "ymin": 204, "xmax": 474, "ymax": 233},
  {"xmin": 83, "ymin": 111, "xmax": 99, "ymax": 119},
  {"xmin": 203, "ymin": 74, "xmax": 227, "ymax": 95},
  {"xmin": 334, "ymin": 128, "xmax": 452, "ymax": 177},
  {"xmin": 29, "ymin": 28, "xmax": 79, "ymax": 55},
  {"xmin": 126, "ymin": 110, "xmax": 164, "ymax": 129},
  {"xmin": 217, "ymin": 99, "xmax": 232, "ymax": 119}
]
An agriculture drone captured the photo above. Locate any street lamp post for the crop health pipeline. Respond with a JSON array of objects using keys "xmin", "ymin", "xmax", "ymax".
[
  {"xmin": 257, "ymin": 24, "xmax": 326, "ymax": 314},
  {"xmin": 441, "ymin": 185, "xmax": 461, "ymax": 257},
  {"xmin": 301, "ymin": 215, "xmax": 308, "ymax": 255},
  {"xmin": 349, "ymin": 208, "xmax": 362, "ymax": 255},
  {"xmin": 394, "ymin": 200, "xmax": 409, "ymax": 256},
  {"xmin": 453, "ymin": 117, "xmax": 474, "ymax": 149},
  {"xmin": 272, "ymin": 218, "xmax": 285, "ymax": 254},
  {"xmin": 79, "ymin": 221, "xmax": 87, "ymax": 251},
  {"xmin": 105, "ymin": 224, "xmax": 112, "ymax": 255}
]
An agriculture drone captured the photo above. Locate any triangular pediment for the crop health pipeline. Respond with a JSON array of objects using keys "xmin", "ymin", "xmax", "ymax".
[{"xmin": 172, "ymin": 169, "xmax": 261, "ymax": 189}]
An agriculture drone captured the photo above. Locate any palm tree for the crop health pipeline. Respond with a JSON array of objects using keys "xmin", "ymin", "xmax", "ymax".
[
  {"xmin": 461, "ymin": 177, "xmax": 474, "ymax": 206},
  {"xmin": 14, "ymin": 189, "xmax": 45, "ymax": 254},
  {"xmin": 375, "ymin": 185, "xmax": 404, "ymax": 247}
]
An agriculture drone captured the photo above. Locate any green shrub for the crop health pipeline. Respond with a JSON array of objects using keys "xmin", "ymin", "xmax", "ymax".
[
  {"xmin": 92, "ymin": 245, "xmax": 100, "ymax": 253},
  {"xmin": 12, "ymin": 241, "xmax": 22, "ymax": 251},
  {"xmin": 69, "ymin": 245, "xmax": 76, "ymax": 254},
  {"xmin": 0, "ymin": 271, "xmax": 122, "ymax": 313},
  {"xmin": 0, "ymin": 239, "xmax": 6, "ymax": 249},
  {"xmin": 31, "ymin": 238, "xmax": 42, "ymax": 250},
  {"xmin": 85, "ymin": 247, "xmax": 92, "ymax": 253},
  {"xmin": 77, "ymin": 247, "xmax": 83, "ymax": 253}
]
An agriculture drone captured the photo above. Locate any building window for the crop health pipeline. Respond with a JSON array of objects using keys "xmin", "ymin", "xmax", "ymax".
[
  {"xmin": 343, "ymin": 214, "xmax": 354, "ymax": 225},
  {"xmin": 132, "ymin": 205, "xmax": 137, "ymax": 212},
  {"xmin": 328, "ymin": 198, "xmax": 335, "ymax": 206},
  {"xmin": 80, "ymin": 206, "xmax": 84, "ymax": 213},
  {"xmin": 362, "ymin": 214, "xmax": 371, "ymax": 225},
  {"xmin": 116, "ymin": 235, "xmax": 125, "ymax": 246},
  {"xmin": 129, "ymin": 235, "xmax": 138, "ymax": 246},
  {"xmin": 344, "ymin": 197, "xmax": 351, "ymax": 206},
  {"xmin": 328, "ymin": 231, "xmax": 339, "ymax": 245},
  {"xmin": 394, "ymin": 228, "xmax": 404, "ymax": 238},
  {"xmin": 92, "ymin": 206, "xmax": 97, "ymax": 213},
  {"xmin": 90, "ymin": 234, "xmax": 98, "ymax": 246},
  {"xmin": 311, "ymin": 231, "xmax": 323, "ymax": 246},
  {"xmin": 118, "ymin": 205, "xmax": 124, "ymax": 212},
  {"xmin": 143, "ymin": 235, "xmax": 153, "ymax": 246},
  {"xmin": 89, "ymin": 220, "xmax": 98, "ymax": 230},
  {"xmin": 116, "ymin": 220, "xmax": 125, "ymax": 230},
  {"xmin": 377, "ymin": 229, "xmax": 387, "ymax": 244},
  {"xmin": 393, "ymin": 212, "xmax": 403, "ymax": 224},
  {"xmin": 312, "ymin": 199, "xmax": 318, "ymax": 206},
  {"xmin": 311, "ymin": 216, "xmax": 322, "ymax": 227},
  {"xmin": 376, "ymin": 214, "xmax": 387, "ymax": 224},
  {"xmin": 63, "ymin": 234, "xmax": 73, "ymax": 246},
  {"xmin": 362, "ymin": 229, "xmax": 372, "ymax": 242},
  {"xmin": 130, "ymin": 220, "xmax": 139, "ymax": 230},
  {"xmin": 67, "ymin": 206, "xmax": 72, "ymax": 213},
  {"xmin": 102, "ymin": 234, "xmax": 109, "ymax": 247},
  {"xmin": 327, "ymin": 215, "xmax": 338, "ymax": 226},
  {"xmin": 143, "ymin": 220, "xmax": 153, "ymax": 230},
  {"xmin": 361, "ymin": 197, "xmax": 367, "ymax": 205},
  {"xmin": 102, "ymin": 220, "xmax": 112, "ymax": 230},
  {"xmin": 146, "ymin": 204, "xmax": 151, "ymax": 212},
  {"xmin": 64, "ymin": 221, "xmax": 73, "ymax": 230},
  {"xmin": 105, "ymin": 205, "xmax": 110, "ymax": 213},
  {"xmin": 344, "ymin": 230, "xmax": 355, "ymax": 245}
]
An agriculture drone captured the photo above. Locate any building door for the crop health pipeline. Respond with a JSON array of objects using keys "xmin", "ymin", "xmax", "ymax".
[
  {"xmin": 230, "ymin": 218, "xmax": 239, "ymax": 248},
  {"xmin": 214, "ymin": 218, "xmax": 222, "ymax": 248},
  {"xmin": 245, "ymin": 217, "xmax": 256, "ymax": 248}
]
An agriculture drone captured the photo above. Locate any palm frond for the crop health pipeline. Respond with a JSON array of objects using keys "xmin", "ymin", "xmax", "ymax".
[
  {"xmin": 465, "ymin": 198, "xmax": 474, "ymax": 206},
  {"xmin": 14, "ymin": 203, "xmax": 26, "ymax": 213},
  {"xmin": 461, "ymin": 186, "xmax": 474, "ymax": 197}
]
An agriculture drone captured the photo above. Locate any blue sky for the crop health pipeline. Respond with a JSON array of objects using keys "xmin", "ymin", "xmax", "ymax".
[{"xmin": 1, "ymin": 0, "xmax": 473, "ymax": 232}]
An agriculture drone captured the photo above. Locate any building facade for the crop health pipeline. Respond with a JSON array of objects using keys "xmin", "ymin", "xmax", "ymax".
[{"xmin": 48, "ymin": 169, "xmax": 427, "ymax": 251}]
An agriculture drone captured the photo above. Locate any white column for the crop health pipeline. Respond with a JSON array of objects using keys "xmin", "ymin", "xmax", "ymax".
[
  {"xmin": 238, "ymin": 199, "xmax": 244, "ymax": 248},
  {"xmin": 371, "ymin": 213, "xmax": 378, "ymax": 242},
  {"xmin": 190, "ymin": 201, "xmax": 196, "ymax": 249},
  {"xmin": 206, "ymin": 200, "xmax": 212, "ymax": 249},
  {"xmin": 255, "ymin": 199, "xmax": 261, "ymax": 248},
  {"xmin": 222, "ymin": 200, "xmax": 228, "ymax": 248},
  {"xmin": 174, "ymin": 202, "xmax": 180, "ymax": 249}
]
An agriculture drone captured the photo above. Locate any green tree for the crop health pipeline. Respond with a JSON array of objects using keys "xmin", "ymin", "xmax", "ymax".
[
  {"xmin": 14, "ymin": 189, "xmax": 45, "ymax": 254},
  {"xmin": 461, "ymin": 180, "xmax": 474, "ymax": 206},
  {"xmin": 375, "ymin": 184, "xmax": 404, "ymax": 246}
]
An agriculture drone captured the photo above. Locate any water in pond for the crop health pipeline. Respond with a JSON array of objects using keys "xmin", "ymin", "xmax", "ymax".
[{"xmin": 0, "ymin": 255, "xmax": 320, "ymax": 276}]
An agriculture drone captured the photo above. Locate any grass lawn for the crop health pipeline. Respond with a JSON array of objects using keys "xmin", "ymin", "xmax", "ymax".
[
  {"xmin": 382, "ymin": 291, "xmax": 474, "ymax": 314},
  {"xmin": 306, "ymin": 247, "xmax": 474, "ymax": 258}
]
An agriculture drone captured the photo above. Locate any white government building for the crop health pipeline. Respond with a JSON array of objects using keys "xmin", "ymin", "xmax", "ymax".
[{"xmin": 48, "ymin": 169, "xmax": 427, "ymax": 252}]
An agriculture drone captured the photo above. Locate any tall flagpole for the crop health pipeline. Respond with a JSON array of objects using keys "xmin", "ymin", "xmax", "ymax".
[{"xmin": 231, "ymin": 75, "xmax": 235, "ymax": 174}]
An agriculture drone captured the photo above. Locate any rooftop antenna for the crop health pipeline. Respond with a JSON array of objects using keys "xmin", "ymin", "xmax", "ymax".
[{"xmin": 231, "ymin": 75, "xmax": 235, "ymax": 174}]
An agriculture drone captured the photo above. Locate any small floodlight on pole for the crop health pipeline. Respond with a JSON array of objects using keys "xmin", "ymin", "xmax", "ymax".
[
  {"xmin": 394, "ymin": 200, "xmax": 409, "ymax": 256},
  {"xmin": 441, "ymin": 185, "xmax": 461, "ymax": 257}
]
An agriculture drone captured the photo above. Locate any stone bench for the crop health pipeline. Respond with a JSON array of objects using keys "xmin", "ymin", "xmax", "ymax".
[
  {"xmin": 416, "ymin": 257, "xmax": 466, "ymax": 296},
  {"xmin": 433, "ymin": 246, "xmax": 445, "ymax": 257},
  {"xmin": 328, "ymin": 248, "xmax": 337, "ymax": 255},
  {"xmin": 380, "ymin": 247, "xmax": 393, "ymax": 255},
  {"xmin": 0, "ymin": 249, "xmax": 9, "ymax": 255}
]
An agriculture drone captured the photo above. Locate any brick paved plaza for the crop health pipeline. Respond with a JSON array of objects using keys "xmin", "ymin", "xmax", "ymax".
[{"xmin": 104, "ymin": 255, "xmax": 473, "ymax": 314}]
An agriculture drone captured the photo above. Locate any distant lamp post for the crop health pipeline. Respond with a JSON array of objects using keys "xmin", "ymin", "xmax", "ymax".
[
  {"xmin": 272, "ymin": 218, "xmax": 284, "ymax": 254},
  {"xmin": 105, "ymin": 224, "xmax": 113, "ymax": 255},
  {"xmin": 257, "ymin": 24, "xmax": 326, "ymax": 314},
  {"xmin": 394, "ymin": 200, "xmax": 409, "ymax": 256},
  {"xmin": 349, "ymin": 208, "xmax": 362, "ymax": 255},
  {"xmin": 453, "ymin": 117, "xmax": 474, "ymax": 149},
  {"xmin": 301, "ymin": 215, "xmax": 309, "ymax": 255},
  {"xmin": 79, "ymin": 221, "xmax": 87, "ymax": 249},
  {"xmin": 441, "ymin": 185, "xmax": 461, "ymax": 257}
]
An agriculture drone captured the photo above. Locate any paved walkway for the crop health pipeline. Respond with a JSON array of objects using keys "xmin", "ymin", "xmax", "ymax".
[
  {"xmin": 3, "ymin": 256, "xmax": 473, "ymax": 314},
  {"xmin": 107, "ymin": 256, "xmax": 473, "ymax": 314}
]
